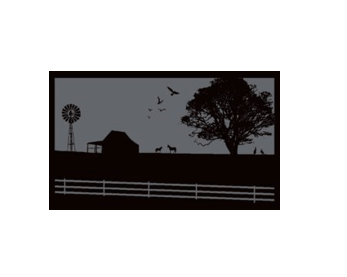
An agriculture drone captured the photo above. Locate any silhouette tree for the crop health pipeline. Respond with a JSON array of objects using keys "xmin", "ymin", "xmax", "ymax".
[{"xmin": 181, "ymin": 77, "xmax": 275, "ymax": 155}]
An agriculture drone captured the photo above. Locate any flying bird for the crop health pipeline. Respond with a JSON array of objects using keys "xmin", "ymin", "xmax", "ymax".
[
  {"xmin": 167, "ymin": 86, "xmax": 180, "ymax": 96},
  {"xmin": 159, "ymin": 108, "xmax": 166, "ymax": 112},
  {"xmin": 148, "ymin": 109, "xmax": 152, "ymax": 112},
  {"xmin": 157, "ymin": 97, "xmax": 164, "ymax": 104}
]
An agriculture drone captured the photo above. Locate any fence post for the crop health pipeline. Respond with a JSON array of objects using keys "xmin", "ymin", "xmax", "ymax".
[
  {"xmin": 253, "ymin": 185, "xmax": 256, "ymax": 203},
  {"xmin": 148, "ymin": 181, "xmax": 150, "ymax": 198},
  {"xmin": 63, "ymin": 178, "xmax": 66, "ymax": 195},
  {"xmin": 195, "ymin": 183, "xmax": 198, "ymax": 200},
  {"xmin": 103, "ymin": 180, "xmax": 105, "ymax": 196}
]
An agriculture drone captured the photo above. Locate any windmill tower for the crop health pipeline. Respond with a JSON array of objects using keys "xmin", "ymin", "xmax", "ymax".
[{"xmin": 62, "ymin": 104, "xmax": 81, "ymax": 152}]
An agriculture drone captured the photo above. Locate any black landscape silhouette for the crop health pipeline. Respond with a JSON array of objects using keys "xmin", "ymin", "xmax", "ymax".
[{"xmin": 50, "ymin": 71, "xmax": 280, "ymax": 210}]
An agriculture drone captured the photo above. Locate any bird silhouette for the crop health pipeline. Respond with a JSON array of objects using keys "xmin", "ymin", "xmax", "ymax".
[
  {"xmin": 157, "ymin": 97, "xmax": 163, "ymax": 105},
  {"xmin": 167, "ymin": 86, "xmax": 180, "ymax": 96},
  {"xmin": 261, "ymin": 149, "xmax": 265, "ymax": 155},
  {"xmin": 253, "ymin": 147, "xmax": 257, "ymax": 155},
  {"xmin": 147, "ymin": 115, "xmax": 151, "ymax": 119},
  {"xmin": 148, "ymin": 109, "xmax": 152, "ymax": 112},
  {"xmin": 159, "ymin": 108, "xmax": 166, "ymax": 112}
]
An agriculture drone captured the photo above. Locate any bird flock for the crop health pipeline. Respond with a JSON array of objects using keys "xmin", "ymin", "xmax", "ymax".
[
  {"xmin": 148, "ymin": 86, "xmax": 181, "ymax": 153},
  {"xmin": 147, "ymin": 86, "xmax": 180, "ymax": 119}
]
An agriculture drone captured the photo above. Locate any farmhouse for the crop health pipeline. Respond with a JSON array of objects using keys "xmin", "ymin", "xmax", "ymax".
[{"xmin": 87, "ymin": 130, "xmax": 139, "ymax": 155}]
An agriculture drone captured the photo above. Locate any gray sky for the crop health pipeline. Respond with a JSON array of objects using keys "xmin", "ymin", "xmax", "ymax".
[{"xmin": 55, "ymin": 78, "xmax": 274, "ymax": 154}]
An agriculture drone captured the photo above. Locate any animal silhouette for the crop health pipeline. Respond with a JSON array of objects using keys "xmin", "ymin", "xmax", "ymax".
[
  {"xmin": 261, "ymin": 149, "xmax": 265, "ymax": 155},
  {"xmin": 159, "ymin": 108, "xmax": 166, "ymax": 112},
  {"xmin": 147, "ymin": 115, "xmax": 151, "ymax": 119},
  {"xmin": 167, "ymin": 86, "xmax": 180, "ymax": 96},
  {"xmin": 155, "ymin": 146, "xmax": 162, "ymax": 153},
  {"xmin": 253, "ymin": 147, "xmax": 257, "ymax": 155},
  {"xmin": 167, "ymin": 145, "xmax": 177, "ymax": 153},
  {"xmin": 148, "ymin": 109, "xmax": 152, "ymax": 112},
  {"xmin": 157, "ymin": 97, "xmax": 164, "ymax": 105}
]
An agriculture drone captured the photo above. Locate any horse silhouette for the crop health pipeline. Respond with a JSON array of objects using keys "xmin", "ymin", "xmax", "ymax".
[
  {"xmin": 167, "ymin": 145, "xmax": 176, "ymax": 153},
  {"xmin": 155, "ymin": 146, "xmax": 162, "ymax": 153}
]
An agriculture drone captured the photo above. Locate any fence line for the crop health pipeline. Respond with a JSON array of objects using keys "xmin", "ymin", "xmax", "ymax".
[
  {"xmin": 54, "ymin": 178, "xmax": 275, "ymax": 190},
  {"xmin": 54, "ymin": 178, "xmax": 275, "ymax": 202}
]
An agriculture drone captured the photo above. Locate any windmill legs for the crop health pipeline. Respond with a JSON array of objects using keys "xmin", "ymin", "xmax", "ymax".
[{"xmin": 67, "ymin": 123, "xmax": 76, "ymax": 152}]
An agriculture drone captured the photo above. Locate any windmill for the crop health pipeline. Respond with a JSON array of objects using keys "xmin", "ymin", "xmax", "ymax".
[{"xmin": 62, "ymin": 104, "xmax": 81, "ymax": 151}]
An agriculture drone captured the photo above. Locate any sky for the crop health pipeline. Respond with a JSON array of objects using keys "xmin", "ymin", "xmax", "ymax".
[{"xmin": 55, "ymin": 78, "xmax": 274, "ymax": 154}]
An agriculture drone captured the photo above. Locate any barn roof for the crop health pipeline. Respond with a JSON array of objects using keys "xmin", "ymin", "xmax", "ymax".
[{"xmin": 88, "ymin": 131, "xmax": 138, "ymax": 146}]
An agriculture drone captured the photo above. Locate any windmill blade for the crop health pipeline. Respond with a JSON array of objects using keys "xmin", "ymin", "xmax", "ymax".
[{"xmin": 62, "ymin": 104, "xmax": 81, "ymax": 123}]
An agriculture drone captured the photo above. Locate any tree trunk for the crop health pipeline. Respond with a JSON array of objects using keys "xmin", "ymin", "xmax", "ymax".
[{"xmin": 224, "ymin": 139, "xmax": 239, "ymax": 155}]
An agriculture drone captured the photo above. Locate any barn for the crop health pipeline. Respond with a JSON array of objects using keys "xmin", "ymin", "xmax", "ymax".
[{"xmin": 87, "ymin": 131, "xmax": 139, "ymax": 156}]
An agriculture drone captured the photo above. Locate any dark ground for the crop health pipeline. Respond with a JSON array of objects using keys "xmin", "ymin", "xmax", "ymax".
[{"xmin": 50, "ymin": 151, "xmax": 280, "ymax": 210}]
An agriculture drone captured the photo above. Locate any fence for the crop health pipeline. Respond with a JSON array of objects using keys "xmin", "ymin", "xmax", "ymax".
[
  {"xmin": 54, "ymin": 178, "xmax": 275, "ymax": 203},
  {"xmin": 54, "ymin": 179, "xmax": 275, "ymax": 203}
]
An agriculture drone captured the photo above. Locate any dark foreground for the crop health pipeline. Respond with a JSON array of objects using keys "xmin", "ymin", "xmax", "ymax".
[{"xmin": 50, "ymin": 151, "xmax": 280, "ymax": 210}]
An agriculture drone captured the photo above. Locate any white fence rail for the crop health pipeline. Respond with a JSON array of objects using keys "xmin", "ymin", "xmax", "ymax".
[{"xmin": 54, "ymin": 178, "xmax": 275, "ymax": 202}]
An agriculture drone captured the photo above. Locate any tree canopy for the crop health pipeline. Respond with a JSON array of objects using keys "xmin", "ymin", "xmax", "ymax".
[{"xmin": 181, "ymin": 77, "xmax": 275, "ymax": 155}]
